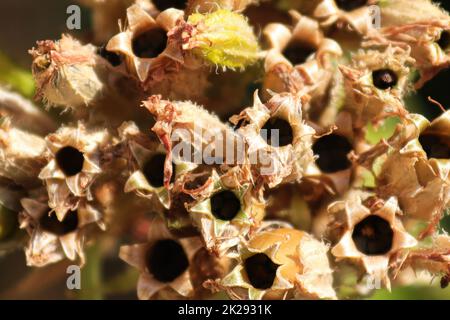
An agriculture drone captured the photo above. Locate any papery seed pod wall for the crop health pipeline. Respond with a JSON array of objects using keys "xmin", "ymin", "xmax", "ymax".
[{"xmin": 0, "ymin": 0, "xmax": 448, "ymax": 300}]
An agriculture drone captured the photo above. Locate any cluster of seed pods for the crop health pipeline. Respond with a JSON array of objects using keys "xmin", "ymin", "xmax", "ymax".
[{"xmin": 0, "ymin": 0, "xmax": 449, "ymax": 299}]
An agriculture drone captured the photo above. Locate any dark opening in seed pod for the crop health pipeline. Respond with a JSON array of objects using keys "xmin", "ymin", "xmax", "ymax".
[
  {"xmin": 313, "ymin": 134, "xmax": 353, "ymax": 173},
  {"xmin": 40, "ymin": 209, "xmax": 79, "ymax": 236},
  {"xmin": 335, "ymin": 0, "xmax": 368, "ymax": 11},
  {"xmin": 143, "ymin": 153, "xmax": 175, "ymax": 187},
  {"xmin": 152, "ymin": 0, "xmax": 186, "ymax": 11},
  {"xmin": 56, "ymin": 146, "xmax": 85, "ymax": 177},
  {"xmin": 352, "ymin": 215, "xmax": 393, "ymax": 256},
  {"xmin": 282, "ymin": 42, "xmax": 316, "ymax": 66},
  {"xmin": 372, "ymin": 69, "xmax": 398, "ymax": 90},
  {"xmin": 419, "ymin": 134, "xmax": 450, "ymax": 159},
  {"xmin": 244, "ymin": 253, "xmax": 279, "ymax": 290},
  {"xmin": 97, "ymin": 45, "xmax": 123, "ymax": 67},
  {"xmin": 261, "ymin": 117, "xmax": 294, "ymax": 147},
  {"xmin": 146, "ymin": 239, "xmax": 189, "ymax": 283},
  {"xmin": 132, "ymin": 28, "xmax": 168, "ymax": 59},
  {"xmin": 437, "ymin": 31, "xmax": 450, "ymax": 51},
  {"xmin": 210, "ymin": 190, "xmax": 241, "ymax": 221}
]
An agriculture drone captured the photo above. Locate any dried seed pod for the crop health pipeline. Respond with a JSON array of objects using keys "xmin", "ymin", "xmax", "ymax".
[
  {"xmin": 307, "ymin": 0, "xmax": 379, "ymax": 35},
  {"xmin": 143, "ymin": 95, "xmax": 244, "ymax": 185},
  {"xmin": 119, "ymin": 218, "xmax": 209, "ymax": 299},
  {"xmin": 39, "ymin": 122, "xmax": 111, "ymax": 220},
  {"xmin": 396, "ymin": 234, "xmax": 450, "ymax": 280},
  {"xmin": 230, "ymin": 91, "xmax": 315, "ymax": 188},
  {"xmin": 329, "ymin": 196, "xmax": 418, "ymax": 289},
  {"xmin": 30, "ymin": 32, "xmax": 153, "ymax": 127},
  {"xmin": 189, "ymin": 170, "xmax": 265, "ymax": 256},
  {"xmin": 306, "ymin": 112, "xmax": 359, "ymax": 195},
  {"xmin": 19, "ymin": 195, "xmax": 105, "ymax": 267},
  {"xmin": 120, "ymin": 122, "xmax": 196, "ymax": 208},
  {"xmin": 339, "ymin": 46, "xmax": 414, "ymax": 129},
  {"xmin": 361, "ymin": 112, "xmax": 449, "ymax": 224},
  {"xmin": 379, "ymin": 0, "xmax": 449, "ymax": 27},
  {"xmin": 30, "ymin": 35, "xmax": 105, "ymax": 113},
  {"xmin": 77, "ymin": 0, "xmax": 152, "ymax": 44},
  {"xmin": 368, "ymin": 0, "xmax": 450, "ymax": 87},
  {"xmin": 262, "ymin": 11, "xmax": 342, "ymax": 105},
  {"xmin": 206, "ymin": 227, "xmax": 336, "ymax": 300},
  {"xmin": 107, "ymin": 5, "xmax": 184, "ymax": 82},
  {"xmin": 0, "ymin": 87, "xmax": 56, "ymax": 135},
  {"xmin": 0, "ymin": 118, "xmax": 46, "ymax": 188},
  {"xmin": 146, "ymin": 67, "xmax": 210, "ymax": 101}
]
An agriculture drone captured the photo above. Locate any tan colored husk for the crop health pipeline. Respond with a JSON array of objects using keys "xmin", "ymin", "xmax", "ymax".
[
  {"xmin": 189, "ymin": 170, "xmax": 265, "ymax": 256},
  {"xmin": 0, "ymin": 118, "xmax": 46, "ymax": 188},
  {"xmin": 395, "ymin": 234, "xmax": 449, "ymax": 279},
  {"xmin": 304, "ymin": 111, "xmax": 359, "ymax": 196},
  {"xmin": 31, "ymin": 32, "xmax": 153, "ymax": 127},
  {"xmin": 312, "ymin": 189, "xmax": 373, "ymax": 241},
  {"xmin": 310, "ymin": 0, "xmax": 379, "ymax": 35},
  {"xmin": 329, "ymin": 196, "xmax": 418, "ymax": 289},
  {"xmin": 206, "ymin": 227, "xmax": 336, "ymax": 300},
  {"xmin": 262, "ymin": 11, "xmax": 342, "ymax": 105},
  {"xmin": 19, "ymin": 195, "xmax": 105, "ymax": 267},
  {"xmin": 106, "ymin": 5, "xmax": 186, "ymax": 83},
  {"xmin": 39, "ymin": 122, "xmax": 111, "ymax": 221},
  {"xmin": 339, "ymin": 46, "xmax": 414, "ymax": 129},
  {"xmin": 368, "ymin": 1, "xmax": 450, "ymax": 87},
  {"xmin": 359, "ymin": 112, "xmax": 449, "ymax": 224},
  {"xmin": 119, "ymin": 122, "xmax": 196, "ymax": 208},
  {"xmin": 77, "ymin": 0, "xmax": 153, "ymax": 44},
  {"xmin": 380, "ymin": 0, "xmax": 449, "ymax": 27},
  {"xmin": 185, "ymin": 0, "xmax": 259, "ymax": 14},
  {"xmin": 146, "ymin": 67, "xmax": 210, "ymax": 101},
  {"xmin": 0, "ymin": 87, "xmax": 56, "ymax": 135},
  {"xmin": 119, "ymin": 218, "xmax": 205, "ymax": 299},
  {"xmin": 230, "ymin": 91, "xmax": 316, "ymax": 188},
  {"xmin": 143, "ymin": 95, "xmax": 245, "ymax": 186},
  {"xmin": 29, "ymin": 35, "xmax": 105, "ymax": 113}
]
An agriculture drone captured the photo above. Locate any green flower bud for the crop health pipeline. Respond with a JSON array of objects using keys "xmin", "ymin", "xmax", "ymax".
[{"xmin": 186, "ymin": 9, "xmax": 260, "ymax": 70}]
